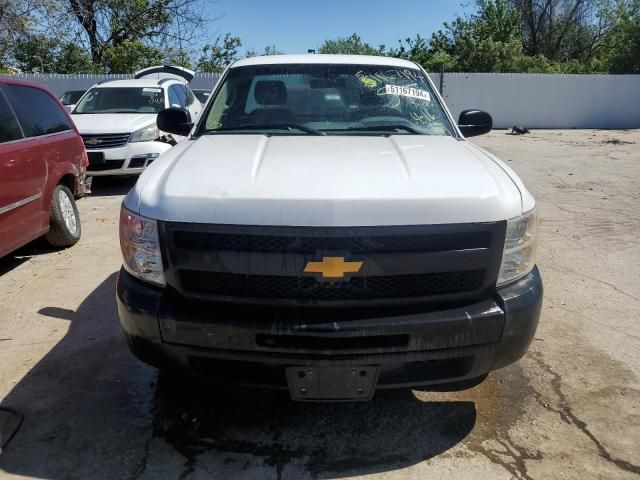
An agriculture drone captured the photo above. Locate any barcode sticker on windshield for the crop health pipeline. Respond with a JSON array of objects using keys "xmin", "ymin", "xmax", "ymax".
[
  {"xmin": 385, "ymin": 85, "xmax": 430, "ymax": 101},
  {"xmin": 143, "ymin": 88, "xmax": 162, "ymax": 93}
]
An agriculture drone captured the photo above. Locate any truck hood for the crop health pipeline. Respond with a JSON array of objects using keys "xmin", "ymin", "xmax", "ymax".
[
  {"xmin": 70, "ymin": 113, "xmax": 157, "ymax": 134},
  {"xmin": 129, "ymin": 135, "xmax": 524, "ymax": 226}
]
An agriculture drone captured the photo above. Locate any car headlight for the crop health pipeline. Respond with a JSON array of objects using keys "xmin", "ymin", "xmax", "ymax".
[
  {"xmin": 129, "ymin": 124, "xmax": 159, "ymax": 143},
  {"xmin": 119, "ymin": 206, "xmax": 165, "ymax": 286},
  {"xmin": 497, "ymin": 208, "xmax": 538, "ymax": 286}
]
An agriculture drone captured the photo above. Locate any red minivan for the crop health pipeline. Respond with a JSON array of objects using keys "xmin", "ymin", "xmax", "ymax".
[{"xmin": 0, "ymin": 78, "xmax": 87, "ymax": 257}]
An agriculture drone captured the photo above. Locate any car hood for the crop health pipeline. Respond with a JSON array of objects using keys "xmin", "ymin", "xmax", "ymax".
[
  {"xmin": 128, "ymin": 135, "xmax": 525, "ymax": 226},
  {"xmin": 70, "ymin": 113, "xmax": 157, "ymax": 134}
]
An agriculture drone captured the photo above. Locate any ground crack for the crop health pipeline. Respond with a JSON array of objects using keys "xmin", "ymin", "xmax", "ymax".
[
  {"xmin": 473, "ymin": 437, "xmax": 542, "ymax": 480},
  {"xmin": 129, "ymin": 373, "xmax": 159, "ymax": 480},
  {"xmin": 129, "ymin": 431, "xmax": 154, "ymax": 480},
  {"xmin": 531, "ymin": 352, "xmax": 640, "ymax": 475}
]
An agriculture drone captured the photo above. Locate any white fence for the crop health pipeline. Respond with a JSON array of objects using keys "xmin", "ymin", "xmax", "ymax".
[
  {"xmin": 6, "ymin": 72, "xmax": 221, "ymax": 96},
  {"xmin": 439, "ymin": 73, "xmax": 640, "ymax": 129},
  {"xmin": 6, "ymin": 72, "xmax": 640, "ymax": 129}
]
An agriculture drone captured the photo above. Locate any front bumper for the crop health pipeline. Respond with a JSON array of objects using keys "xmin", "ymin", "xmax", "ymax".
[
  {"xmin": 117, "ymin": 267, "xmax": 542, "ymax": 392},
  {"xmin": 85, "ymin": 141, "xmax": 172, "ymax": 177}
]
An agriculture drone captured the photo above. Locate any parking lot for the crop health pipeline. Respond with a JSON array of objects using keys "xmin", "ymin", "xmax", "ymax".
[{"xmin": 0, "ymin": 129, "xmax": 638, "ymax": 479}]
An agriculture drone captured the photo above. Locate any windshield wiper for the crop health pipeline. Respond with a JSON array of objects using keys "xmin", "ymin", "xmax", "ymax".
[
  {"xmin": 334, "ymin": 125, "xmax": 428, "ymax": 135},
  {"xmin": 207, "ymin": 123, "xmax": 325, "ymax": 136}
]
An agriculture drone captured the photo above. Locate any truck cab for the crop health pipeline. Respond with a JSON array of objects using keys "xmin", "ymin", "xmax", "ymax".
[{"xmin": 117, "ymin": 55, "xmax": 542, "ymax": 402}]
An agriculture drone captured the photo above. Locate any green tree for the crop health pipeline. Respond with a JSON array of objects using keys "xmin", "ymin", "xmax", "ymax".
[
  {"xmin": 386, "ymin": 0, "xmax": 640, "ymax": 72},
  {"xmin": 51, "ymin": 0, "xmax": 213, "ymax": 71},
  {"xmin": 510, "ymin": 0, "xmax": 616, "ymax": 62},
  {"xmin": 102, "ymin": 39, "xmax": 164, "ymax": 73},
  {"xmin": 387, "ymin": 35, "xmax": 430, "ymax": 62},
  {"xmin": 13, "ymin": 34, "xmax": 57, "ymax": 72},
  {"xmin": 245, "ymin": 45, "xmax": 283, "ymax": 57},
  {"xmin": 163, "ymin": 47, "xmax": 194, "ymax": 69},
  {"xmin": 54, "ymin": 43, "xmax": 96, "ymax": 73},
  {"xmin": 0, "ymin": 0, "xmax": 38, "ymax": 68},
  {"xmin": 318, "ymin": 34, "xmax": 385, "ymax": 55},
  {"xmin": 606, "ymin": 0, "xmax": 640, "ymax": 72},
  {"xmin": 476, "ymin": 0, "xmax": 522, "ymax": 42},
  {"xmin": 12, "ymin": 32, "xmax": 98, "ymax": 73},
  {"xmin": 197, "ymin": 33, "xmax": 242, "ymax": 72},
  {"xmin": 395, "ymin": 0, "xmax": 525, "ymax": 72},
  {"xmin": 436, "ymin": 0, "xmax": 524, "ymax": 71}
]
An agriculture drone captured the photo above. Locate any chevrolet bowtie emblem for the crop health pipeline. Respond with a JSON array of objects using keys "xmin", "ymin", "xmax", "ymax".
[
  {"xmin": 304, "ymin": 256, "xmax": 363, "ymax": 280},
  {"xmin": 85, "ymin": 137, "xmax": 102, "ymax": 145}
]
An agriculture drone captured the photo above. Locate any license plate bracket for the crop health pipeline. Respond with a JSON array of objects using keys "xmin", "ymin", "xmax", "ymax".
[{"xmin": 285, "ymin": 365, "xmax": 378, "ymax": 401}]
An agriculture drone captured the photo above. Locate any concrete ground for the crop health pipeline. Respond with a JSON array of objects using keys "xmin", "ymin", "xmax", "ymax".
[{"xmin": 0, "ymin": 129, "xmax": 639, "ymax": 480}]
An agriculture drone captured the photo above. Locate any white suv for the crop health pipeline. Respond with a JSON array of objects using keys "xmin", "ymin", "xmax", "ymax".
[{"xmin": 71, "ymin": 65, "xmax": 202, "ymax": 177}]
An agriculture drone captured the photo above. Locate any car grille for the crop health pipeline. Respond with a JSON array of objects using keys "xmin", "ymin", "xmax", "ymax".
[
  {"xmin": 173, "ymin": 230, "xmax": 491, "ymax": 254},
  {"xmin": 161, "ymin": 222, "xmax": 506, "ymax": 306},
  {"xmin": 81, "ymin": 133, "xmax": 130, "ymax": 150},
  {"xmin": 178, "ymin": 270, "xmax": 485, "ymax": 301},
  {"xmin": 87, "ymin": 160, "xmax": 125, "ymax": 171}
]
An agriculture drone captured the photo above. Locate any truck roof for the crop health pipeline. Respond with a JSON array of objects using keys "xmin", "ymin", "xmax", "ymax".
[{"xmin": 232, "ymin": 54, "xmax": 419, "ymax": 70}]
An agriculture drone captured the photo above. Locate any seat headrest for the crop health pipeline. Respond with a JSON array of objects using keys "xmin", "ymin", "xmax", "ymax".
[{"xmin": 255, "ymin": 81, "xmax": 287, "ymax": 105}]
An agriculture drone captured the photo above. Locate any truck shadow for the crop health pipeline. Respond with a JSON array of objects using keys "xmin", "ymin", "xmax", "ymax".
[
  {"xmin": 153, "ymin": 375, "xmax": 476, "ymax": 478},
  {"xmin": 0, "ymin": 273, "xmax": 477, "ymax": 479}
]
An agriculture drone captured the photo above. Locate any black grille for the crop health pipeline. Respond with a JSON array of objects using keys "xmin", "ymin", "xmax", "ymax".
[
  {"xmin": 173, "ymin": 230, "xmax": 491, "ymax": 254},
  {"xmin": 87, "ymin": 159, "xmax": 125, "ymax": 171},
  {"xmin": 256, "ymin": 334, "xmax": 409, "ymax": 350},
  {"xmin": 163, "ymin": 222, "xmax": 505, "ymax": 305},
  {"xmin": 82, "ymin": 133, "xmax": 130, "ymax": 150},
  {"xmin": 178, "ymin": 270, "xmax": 484, "ymax": 301},
  {"xmin": 128, "ymin": 157, "xmax": 146, "ymax": 168}
]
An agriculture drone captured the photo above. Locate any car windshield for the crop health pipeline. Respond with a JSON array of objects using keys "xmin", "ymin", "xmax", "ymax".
[
  {"xmin": 60, "ymin": 90, "xmax": 85, "ymax": 105},
  {"xmin": 73, "ymin": 87, "xmax": 165, "ymax": 114},
  {"xmin": 202, "ymin": 63, "xmax": 454, "ymax": 136}
]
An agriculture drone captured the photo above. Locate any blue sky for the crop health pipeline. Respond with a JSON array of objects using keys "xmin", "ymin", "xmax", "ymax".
[{"xmin": 208, "ymin": 0, "xmax": 471, "ymax": 54}]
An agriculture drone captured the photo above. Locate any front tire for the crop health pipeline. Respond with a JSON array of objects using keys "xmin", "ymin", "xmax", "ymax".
[{"xmin": 45, "ymin": 185, "xmax": 81, "ymax": 247}]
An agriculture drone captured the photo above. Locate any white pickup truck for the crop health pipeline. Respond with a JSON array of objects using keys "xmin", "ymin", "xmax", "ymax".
[{"xmin": 117, "ymin": 54, "xmax": 542, "ymax": 401}]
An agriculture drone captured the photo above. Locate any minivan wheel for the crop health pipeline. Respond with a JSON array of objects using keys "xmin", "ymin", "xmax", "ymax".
[{"xmin": 45, "ymin": 185, "xmax": 81, "ymax": 247}]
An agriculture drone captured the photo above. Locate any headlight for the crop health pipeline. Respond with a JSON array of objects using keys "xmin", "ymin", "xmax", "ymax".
[
  {"xmin": 129, "ymin": 124, "xmax": 159, "ymax": 143},
  {"xmin": 119, "ymin": 206, "xmax": 165, "ymax": 286},
  {"xmin": 497, "ymin": 208, "xmax": 538, "ymax": 286}
]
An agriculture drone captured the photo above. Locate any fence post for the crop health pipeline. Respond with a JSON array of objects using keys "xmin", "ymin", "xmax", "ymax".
[{"xmin": 439, "ymin": 64, "xmax": 445, "ymax": 96}]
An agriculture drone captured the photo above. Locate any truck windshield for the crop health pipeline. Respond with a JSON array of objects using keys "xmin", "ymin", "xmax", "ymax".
[
  {"xmin": 73, "ymin": 87, "xmax": 165, "ymax": 114},
  {"xmin": 202, "ymin": 63, "xmax": 454, "ymax": 136}
]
